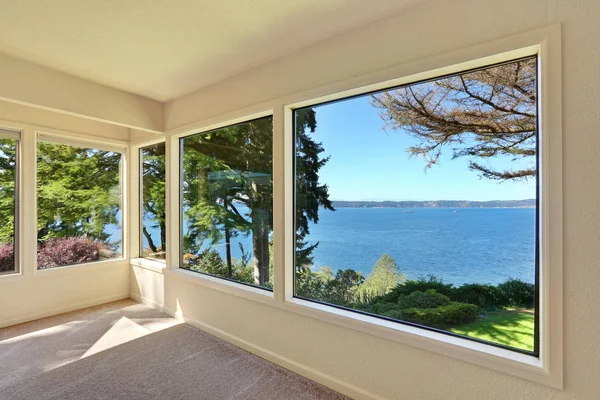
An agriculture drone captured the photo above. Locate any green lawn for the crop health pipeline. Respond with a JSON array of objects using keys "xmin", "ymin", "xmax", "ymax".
[{"xmin": 449, "ymin": 309, "xmax": 534, "ymax": 352}]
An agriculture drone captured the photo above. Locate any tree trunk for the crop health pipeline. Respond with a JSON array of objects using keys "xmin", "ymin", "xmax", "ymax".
[
  {"xmin": 252, "ymin": 212, "xmax": 270, "ymax": 286},
  {"xmin": 142, "ymin": 226, "xmax": 158, "ymax": 254},
  {"xmin": 159, "ymin": 217, "xmax": 166, "ymax": 254}
]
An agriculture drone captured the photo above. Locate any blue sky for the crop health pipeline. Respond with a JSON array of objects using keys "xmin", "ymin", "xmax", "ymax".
[{"xmin": 309, "ymin": 96, "xmax": 536, "ymax": 202}]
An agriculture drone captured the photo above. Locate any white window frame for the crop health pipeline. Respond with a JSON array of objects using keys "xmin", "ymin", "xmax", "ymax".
[
  {"xmin": 0, "ymin": 128, "xmax": 21, "ymax": 276},
  {"xmin": 168, "ymin": 112, "xmax": 277, "ymax": 297},
  {"xmin": 34, "ymin": 130, "xmax": 129, "ymax": 272},
  {"xmin": 133, "ymin": 138, "xmax": 168, "ymax": 266},
  {"xmin": 162, "ymin": 25, "xmax": 562, "ymax": 387}
]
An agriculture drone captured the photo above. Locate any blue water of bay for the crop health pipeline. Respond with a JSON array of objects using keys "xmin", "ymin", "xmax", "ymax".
[
  {"xmin": 305, "ymin": 207, "xmax": 536, "ymax": 286},
  {"xmin": 166, "ymin": 207, "xmax": 536, "ymax": 287}
]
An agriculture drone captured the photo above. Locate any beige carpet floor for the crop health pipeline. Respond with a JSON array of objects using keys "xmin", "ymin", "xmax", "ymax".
[{"xmin": 0, "ymin": 300, "xmax": 350, "ymax": 400}]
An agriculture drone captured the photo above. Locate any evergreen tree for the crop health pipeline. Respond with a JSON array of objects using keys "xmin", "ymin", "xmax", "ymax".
[
  {"xmin": 182, "ymin": 109, "xmax": 333, "ymax": 286},
  {"xmin": 294, "ymin": 108, "xmax": 335, "ymax": 266},
  {"xmin": 36, "ymin": 142, "xmax": 121, "ymax": 243},
  {"xmin": 357, "ymin": 254, "xmax": 406, "ymax": 303},
  {"xmin": 371, "ymin": 58, "xmax": 537, "ymax": 181},
  {"xmin": 0, "ymin": 139, "xmax": 16, "ymax": 244}
]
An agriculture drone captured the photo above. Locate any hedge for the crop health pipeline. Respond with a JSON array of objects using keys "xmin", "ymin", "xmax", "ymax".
[{"xmin": 401, "ymin": 302, "xmax": 480, "ymax": 328}]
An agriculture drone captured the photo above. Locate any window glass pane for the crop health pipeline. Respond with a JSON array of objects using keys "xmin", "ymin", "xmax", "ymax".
[
  {"xmin": 141, "ymin": 143, "xmax": 166, "ymax": 260},
  {"xmin": 293, "ymin": 57, "xmax": 538, "ymax": 353},
  {"xmin": 37, "ymin": 141, "xmax": 122, "ymax": 269},
  {"xmin": 181, "ymin": 116, "xmax": 273, "ymax": 290},
  {"xmin": 0, "ymin": 138, "xmax": 17, "ymax": 273}
]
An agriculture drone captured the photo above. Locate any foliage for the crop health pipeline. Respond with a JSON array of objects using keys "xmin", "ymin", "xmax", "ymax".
[
  {"xmin": 37, "ymin": 237, "xmax": 101, "ymax": 269},
  {"xmin": 374, "ymin": 274, "xmax": 455, "ymax": 304},
  {"xmin": 294, "ymin": 109, "xmax": 335, "ymax": 267},
  {"xmin": 453, "ymin": 283, "xmax": 508, "ymax": 309},
  {"xmin": 186, "ymin": 248, "xmax": 254, "ymax": 284},
  {"xmin": 0, "ymin": 139, "xmax": 16, "ymax": 245},
  {"xmin": 36, "ymin": 142, "xmax": 121, "ymax": 244},
  {"xmin": 141, "ymin": 143, "xmax": 166, "ymax": 257},
  {"xmin": 0, "ymin": 141, "xmax": 120, "ymax": 267},
  {"xmin": 397, "ymin": 289, "xmax": 451, "ymax": 310},
  {"xmin": 181, "ymin": 117, "xmax": 274, "ymax": 286},
  {"xmin": 321, "ymin": 269, "xmax": 364, "ymax": 307},
  {"xmin": 182, "ymin": 111, "xmax": 333, "ymax": 287},
  {"xmin": 401, "ymin": 303, "xmax": 480, "ymax": 329},
  {"xmin": 295, "ymin": 266, "xmax": 326, "ymax": 299},
  {"xmin": 0, "ymin": 243, "xmax": 14, "ymax": 272},
  {"xmin": 498, "ymin": 278, "xmax": 535, "ymax": 308},
  {"xmin": 356, "ymin": 254, "xmax": 406, "ymax": 303},
  {"xmin": 296, "ymin": 255, "xmax": 408, "ymax": 308},
  {"xmin": 371, "ymin": 57, "xmax": 537, "ymax": 181}
]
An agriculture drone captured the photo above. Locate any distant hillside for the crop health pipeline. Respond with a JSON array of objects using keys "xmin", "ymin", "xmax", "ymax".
[{"xmin": 331, "ymin": 199, "xmax": 536, "ymax": 209}]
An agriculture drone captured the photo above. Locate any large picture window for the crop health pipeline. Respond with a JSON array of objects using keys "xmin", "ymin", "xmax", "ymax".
[
  {"xmin": 293, "ymin": 57, "xmax": 538, "ymax": 354},
  {"xmin": 37, "ymin": 138, "xmax": 123, "ymax": 269},
  {"xmin": 140, "ymin": 143, "xmax": 166, "ymax": 260},
  {"xmin": 0, "ymin": 130, "xmax": 19, "ymax": 274},
  {"xmin": 181, "ymin": 116, "xmax": 273, "ymax": 290}
]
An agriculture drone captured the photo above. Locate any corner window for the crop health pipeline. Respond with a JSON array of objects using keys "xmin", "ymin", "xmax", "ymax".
[
  {"xmin": 181, "ymin": 116, "xmax": 273, "ymax": 290},
  {"xmin": 0, "ymin": 130, "xmax": 19, "ymax": 274},
  {"xmin": 293, "ymin": 57, "xmax": 538, "ymax": 354},
  {"xmin": 140, "ymin": 143, "xmax": 166, "ymax": 260},
  {"xmin": 36, "ymin": 137, "xmax": 123, "ymax": 269}
]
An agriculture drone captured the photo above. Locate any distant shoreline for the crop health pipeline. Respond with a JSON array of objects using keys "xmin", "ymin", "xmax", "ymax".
[{"xmin": 331, "ymin": 199, "xmax": 536, "ymax": 209}]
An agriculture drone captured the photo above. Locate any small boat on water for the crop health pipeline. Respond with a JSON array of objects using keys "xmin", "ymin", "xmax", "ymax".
[{"xmin": 403, "ymin": 210, "xmax": 415, "ymax": 213}]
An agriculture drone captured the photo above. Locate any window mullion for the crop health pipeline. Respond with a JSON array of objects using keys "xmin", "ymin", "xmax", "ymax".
[
  {"xmin": 21, "ymin": 128, "xmax": 37, "ymax": 275},
  {"xmin": 166, "ymin": 135, "xmax": 179, "ymax": 271},
  {"xmin": 272, "ymin": 104, "xmax": 285, "ymax": 303}
]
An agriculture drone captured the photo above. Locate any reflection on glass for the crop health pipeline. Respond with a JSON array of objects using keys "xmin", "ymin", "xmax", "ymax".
[
  {"xmin": 141, "ymin": 143, "xmax": 166, "ymax": 260},
  {"xmin": 37, "ymin": 142, "xmax": 122, "ymax": 269},
  {"xmin": 181, "ymin": 116, "xmax": 273, "ymax": 290},
  {"xmin": 293, "ymin": 57, "xmax": 538, "ymax": 353},
  {"xmin": 0, "ymin": 138, "xmax": 17, "ymax": 273}
]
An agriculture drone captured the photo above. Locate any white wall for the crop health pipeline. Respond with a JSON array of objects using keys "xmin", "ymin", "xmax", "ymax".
[
  {"xmin": 0, "ymin": 102, "xmax": 132, "ymax": 328},
  {"xmin": 0, "ymin": 262, "xmax": 129, "ymax": 328},
  {"xmin": 140, "ymin": 1, "xmax": 600, "ymax": 399},
  {"xmin": 0, "ymin": 101, "xmax": 130, "ymax": 141},
  {"xmin": 0, "ymin": 53, "xmax": 163, "ymax": 133}
]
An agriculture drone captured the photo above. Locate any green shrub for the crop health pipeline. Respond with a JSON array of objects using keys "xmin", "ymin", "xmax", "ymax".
[
  {"xmin": 401, "ymin": 302, "xmax": 480, "ymax": 328},
  {"xmin": 379, "ymin": 309, "xmax": 403, "ymax": 320},
  {"xmin": 360, "ymin": 301, "xmax": 399, "ymax": 315},
  {"xmin": 498, "ymin": 278, "xmax": 535, "ymax": 308},
  {"xmin": 452, "ymin": 284, "xmax": 508, "ymax": 309},
  {"xmin": 373, "ymin": 274, "xmax": 455, "ymax": 304},
  {"xmin": 398, "ymin": 289, "xmax": 451, "ymax": 309}
]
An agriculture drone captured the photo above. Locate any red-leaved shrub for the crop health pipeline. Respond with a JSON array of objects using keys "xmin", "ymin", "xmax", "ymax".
[
  {"xmin": 37, "ymin": 237, "xmax": 101, "ymax": 269},
  {"xmin": 0, "ymin": 243, "xmax": 15, "ymax": 272}
]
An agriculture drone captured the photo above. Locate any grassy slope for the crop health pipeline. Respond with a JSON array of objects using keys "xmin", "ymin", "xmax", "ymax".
[{"xmin": 449, "ymin": 309, "xmax": 534, "ymax": 352}]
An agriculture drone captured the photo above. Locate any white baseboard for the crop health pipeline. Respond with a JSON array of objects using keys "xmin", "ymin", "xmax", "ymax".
[
  {"xmin": 0, "ymin": 292, "xmax": 130, "ymax": 329},
  {"xmin": 148, "ymin": 302, "xmax": 385, "ymax": 400}
]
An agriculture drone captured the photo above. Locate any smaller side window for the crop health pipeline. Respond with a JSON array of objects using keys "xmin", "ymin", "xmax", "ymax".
[
  {"xmin": 0, "ymin": 130, "xmax": 19, "ymax": 274},
  {"xmin": 140, "ymin": 143, "xmax": 166, "ymax": 260}
]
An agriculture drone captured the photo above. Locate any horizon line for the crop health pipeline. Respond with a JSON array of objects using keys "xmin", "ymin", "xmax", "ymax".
[{"xmin": 330, "ymin": 198, "xmax": 535, "ymax": 202}]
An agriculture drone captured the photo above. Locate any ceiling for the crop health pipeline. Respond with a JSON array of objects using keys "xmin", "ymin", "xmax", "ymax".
[{"xmin": 0, "ymin": 0, "xmax": 421, "ymax": 102}]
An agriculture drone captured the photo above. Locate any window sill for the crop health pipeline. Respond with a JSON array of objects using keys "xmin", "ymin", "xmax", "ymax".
[
  {"xmin": 34, "ymin": 258, "xmax": 128, "ymax": 276},
  {"xmin": 282, "ymin": 297, "xmax": 555, "ymax": 388},
  {"xmin": 164, "ymin": 264, "xmax": 556, "ymax": 387},
  {"xmin": 0, "ymin": 271, "xmax": 24, "ymax": 283},
  {"xmin": 169, "ymin": 267, "xmax": 274, "ymax": 304},
  {"xmin": 130, "ymin": 258, "xmax": 167, "ymax": 274}
]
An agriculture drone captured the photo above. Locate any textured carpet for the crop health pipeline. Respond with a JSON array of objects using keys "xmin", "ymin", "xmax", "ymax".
[{"xmin": 0, "ymin": 300, "xmax": 350, "ymax": 400}]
